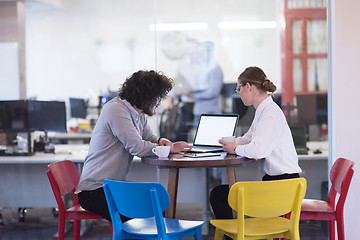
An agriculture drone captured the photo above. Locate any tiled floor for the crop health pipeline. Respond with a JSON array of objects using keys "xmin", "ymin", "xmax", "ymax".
[{"xmin": 0, "ymin": 204, "xmax": 328, "ymax": 240}]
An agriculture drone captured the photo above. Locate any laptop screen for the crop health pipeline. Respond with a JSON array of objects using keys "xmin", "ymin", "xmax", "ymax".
[{"xmin": 193, "ymin": 114, "xmax": 239, "ymax": 147}]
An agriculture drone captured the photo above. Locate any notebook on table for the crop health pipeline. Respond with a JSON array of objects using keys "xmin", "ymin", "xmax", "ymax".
[{"xmin": 188, "ymin": 114, "xmax": 239, "ymax": 153}]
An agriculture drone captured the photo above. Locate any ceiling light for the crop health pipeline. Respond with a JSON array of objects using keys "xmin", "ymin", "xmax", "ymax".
[
  {"xmin": 218, "ymin": 21, "xmax": 277, "ymax": 29},
  {"xmin": 150, "ymin": 22, "xmax": 208, "ymax": 31}
]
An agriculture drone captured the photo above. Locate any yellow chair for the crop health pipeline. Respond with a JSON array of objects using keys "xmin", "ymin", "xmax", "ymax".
[{"xmin": 210, "ymin": 178, "xmax": 307, "ymax": 240}]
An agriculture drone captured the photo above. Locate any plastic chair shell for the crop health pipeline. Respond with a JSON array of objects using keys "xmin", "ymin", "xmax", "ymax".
[
  {"xmin": 103, "ymin": 179, "xmax": 204, "ymax": 240},
  {"xmin": 300, "ymin": 157, "xmax": 354, "ymax": 240},
  {"xmin": 210, "ymin": 178, "xmax": 307, "ymax": 240},
  {"xmin": 47, "ymin": 160, "xmax": 112, "ymax": 240}
]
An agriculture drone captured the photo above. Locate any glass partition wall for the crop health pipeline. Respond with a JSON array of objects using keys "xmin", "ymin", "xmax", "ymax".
[
  {"xmin": 153, "ymin": 0, "xmax": 281, "ymax": 141},
  {"xmin": 23, "ymin": 0, "xmax": 328, "ymax": 142},
  {"xmin": 153, "ymin": 0, "xmax": 328, "ymax": 144}
]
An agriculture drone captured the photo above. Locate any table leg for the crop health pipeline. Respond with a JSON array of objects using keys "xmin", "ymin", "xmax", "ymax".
[
  {"xmin": 226, "ymin": 166, "xmax": 237, "ymax": 218},
  {"xmin": 166, "ymin": 167, "xmax": 179, "ymax": 218},
  {"xmin": 226, "ymin": 166, "xmax": 237, "ymax": 187}
]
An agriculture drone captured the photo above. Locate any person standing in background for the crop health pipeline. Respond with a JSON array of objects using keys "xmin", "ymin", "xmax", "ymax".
[
  {"xmin": 181, "ymin": 41, "xmax": 224, "ymax": 125},
  {"xmin": 165, "ymin": 38, "xmax": 203, "ymax": 141}
]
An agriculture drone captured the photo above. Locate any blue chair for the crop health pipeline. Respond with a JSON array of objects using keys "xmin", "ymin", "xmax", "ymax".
[{"xmin": 103, "ymin": 179, "xmax": 204, "ymax": 240}]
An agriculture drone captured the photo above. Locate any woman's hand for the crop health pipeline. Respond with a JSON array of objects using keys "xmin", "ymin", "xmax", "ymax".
[{"xmin": 219, "ymin": 139, "xmax": 238, "ymax": 154}]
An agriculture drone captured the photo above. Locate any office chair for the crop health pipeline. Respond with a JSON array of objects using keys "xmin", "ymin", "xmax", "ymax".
[
  {"xmin": 300, "ymin": 157, "xmax": 354, "ymax": 240},
  {"xmin": 47, "ymin": 160, "xmax": 112, "ymax": 240},
  {"xmin": 103, "ymin": 179, "xmax": 204, "ymax": 240},
  {"xmin": 210, "ymin": 178, "xmax": 307, "ymax": 240}
]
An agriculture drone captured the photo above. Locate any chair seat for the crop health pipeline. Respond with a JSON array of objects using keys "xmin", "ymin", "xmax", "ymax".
[
  {"xmin": 123, "ymin": 217, "xmax": 204, "ymax": 236},
  {"xmin": 300, "ymin": 199, "xmax": 336, "ymax": 220},
  {"xmin": 211, "ymin": 217, "xmax": 290, "ymax": 236},
  {"xmin": 66, "ymin": 204, "xmax": 104, "ymax": 220}
]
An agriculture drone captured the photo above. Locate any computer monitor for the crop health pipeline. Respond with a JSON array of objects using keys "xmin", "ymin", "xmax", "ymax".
[
  {"xmin": 232, "ymin": 97, "xmax": 255, "ymax": 124},
  {"xmin": 221, "ymin": 83, "xmax": 237, "ymax": 114},
  {"xmin": 69, "ymin": 98, "xmax": 87, "ymax": 119},
  {"xmin": 272, "ymin": 93, "xmax": 282, "ymax": 109},
  {"xmin": 0, "ymin": 100, "xmax": 28, "ymax": 132},
  {"xmin": 27, "ymin": 100, "xmax": 67, "ymax": 133},
  {"xmin": 296, "ymin": 93, "xmax": 328, "ymax": 125}
]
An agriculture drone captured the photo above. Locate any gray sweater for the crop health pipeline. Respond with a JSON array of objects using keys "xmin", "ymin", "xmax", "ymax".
[{"xmin": 76, "ymin": 97, "xmax": 158, "ymax": 192}]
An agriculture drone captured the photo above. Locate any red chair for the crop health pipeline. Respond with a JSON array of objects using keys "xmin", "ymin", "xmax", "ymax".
[
  {"xmin": 300, "ymin": 157, "xmax": 354, "ymax": 240},
  {"xmin": 47, "ymin": 160, "xmax": 112, "ymax": 240}
]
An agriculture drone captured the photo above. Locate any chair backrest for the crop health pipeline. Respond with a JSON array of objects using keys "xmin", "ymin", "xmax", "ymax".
[
  {"xmin": 328, "ymin": 157, "xmax": 354, "ymax": 209},
  {"xmin": 103, "ymin": 180, "xmax": 170, "ymax": 239},
  {"xmin": 103, "ymin": 179, "xmax": 170, "ymax": 218},
  {"xmin": 228, "ymin": 178, "xmax": 307, "ymax": 219},
  {"xmin": 47, "ymin": 160, "xmax": 81, "ymax": 210}
]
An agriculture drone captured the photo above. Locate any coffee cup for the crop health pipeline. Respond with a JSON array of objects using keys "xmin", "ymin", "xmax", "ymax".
[
  {"xmin": 152, "ymin": 146, "xmax": 170, "ymax": 158},
  {"xmin": 221, "ymin": 136, "xmax": 236, "ymax": 143}
]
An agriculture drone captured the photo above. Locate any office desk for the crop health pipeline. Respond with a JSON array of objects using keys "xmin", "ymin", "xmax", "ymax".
[
  {"xmin": 0, "ymin": 141, "xmax": 328, "ymax": 213},
  {"xmin": 142, "ymin": 152, "xmax": 255, "ymax": 219},
  {"xmin": 0, "ymin": 145, "xmax": 89, "ymax": 208},
  {"xmin": 48, "ymin": 132, "xmax": 92, "ymax": 144}
]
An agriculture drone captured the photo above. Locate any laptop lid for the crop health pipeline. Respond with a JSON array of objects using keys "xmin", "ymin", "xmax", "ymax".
[{"xmin": 193, "ymin": 114, "xmax": 239, "ymax": 148}]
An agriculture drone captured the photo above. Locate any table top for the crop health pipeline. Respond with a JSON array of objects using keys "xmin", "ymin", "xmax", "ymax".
[
  {"xmin": 0, "ymin": 140, "xmax": 328, "ymax": 165},
  {"xmin": 142, "ymin": 151, "xmax": 256, "ymax": 168}
]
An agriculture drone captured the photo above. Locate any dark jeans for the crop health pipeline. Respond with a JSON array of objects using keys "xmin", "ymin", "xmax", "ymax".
[
  {"xmin": 209, "ymin": 173, "xmax": 300, "ymax": 220},
  {"xmin": 78, "ymin": 187, "xmax": 131, "ymax": 222}
]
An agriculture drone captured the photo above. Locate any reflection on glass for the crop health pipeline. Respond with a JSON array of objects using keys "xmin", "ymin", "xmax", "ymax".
[
  {"xmin": 307, "ymin": 58, "xmax": 328, "ymax": 91},
  {"xmin": 292, "ymin": 20, "xmax": 302, "ymax": 54},
  {"xmin": 154, "ymin": 0, "xmax": 281, "ymax": 91},
  {"xmin": 293, "ymin": 59, "xmax": 302, "ymax": 92},
  {"xmin": 154, "ymin": 0, "xmax": 281, "ymax": 142},
  {"xmin": 307, "ymin": 20, "xmax": 327, "ymax": 54},
  {"xmin": 288, "ymin": 0, "xmax": 327, "ymax": 9}
]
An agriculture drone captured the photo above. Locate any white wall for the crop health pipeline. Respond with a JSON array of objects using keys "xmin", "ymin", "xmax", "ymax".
[
  {"xmin": 25, "ymin": 0, "xmax": 157, "ymax": 102},
  {"xmin": 24, "ymin": 0, "xmax": 280, "ymax": 102},
  {"xmin": 20, "ymin": 0, "xmax": 281, "ymax": 132},
  {"xmin": 330, "ymin": 0, "xmax": 360, "ymax": 239}
]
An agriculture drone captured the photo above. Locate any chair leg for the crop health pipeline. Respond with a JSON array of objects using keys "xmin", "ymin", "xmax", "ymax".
[
  {"xmin": 214, "ymin": 228, "xmax": 223, "ymax": 240},
  {"xmin": 336, "ymin": 216, "xmax": 345, "ymax": 240},
  {"xmin": 194, "ymin": 227, "xmax": 202, "ymax": 240},
  {"xmin": 74, "ymin": 219, "xmax": 81, "ymax": 240},
  {"xmin": 58, "ymin": 214, "xmax": 65, "ymax": 240},
  {"xmin": 109, "ymin": 221, "xmax": 113, "ymax": 240},
  {"xmin": 328, "ymin": 220, "xmax": 336, "ymax": 240}
]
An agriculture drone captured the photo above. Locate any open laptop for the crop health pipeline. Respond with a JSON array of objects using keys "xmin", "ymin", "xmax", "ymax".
[{"xmin": 188, "ymin": 114, "xmax": 239, "ymax": 153}]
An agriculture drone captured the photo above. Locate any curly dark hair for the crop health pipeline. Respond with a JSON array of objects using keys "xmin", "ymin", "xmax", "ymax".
[{"xmin": 118, "ymin": 70, "xmax": 174, "ymax": 113}]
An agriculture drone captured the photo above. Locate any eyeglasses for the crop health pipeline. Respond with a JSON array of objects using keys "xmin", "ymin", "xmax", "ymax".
[{"xmin": 235, "ymin": 86, "xmax": 242, "ymax": 94}]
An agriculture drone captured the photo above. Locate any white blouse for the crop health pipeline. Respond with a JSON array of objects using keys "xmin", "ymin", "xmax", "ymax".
[{"xmin": 235, "ymin": 96, "xmax": 302, "ymax": 176}]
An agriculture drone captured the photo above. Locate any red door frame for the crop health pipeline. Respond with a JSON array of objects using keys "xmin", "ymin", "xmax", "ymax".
[{"xmin": 281, "ymin": 0, "xmax": 327, "ymax": 105}]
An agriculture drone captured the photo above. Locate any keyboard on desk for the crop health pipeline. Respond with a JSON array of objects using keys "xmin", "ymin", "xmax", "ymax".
[{"xmin": 296, "ymin": 147, "xmax": 309, "ymax": 155}]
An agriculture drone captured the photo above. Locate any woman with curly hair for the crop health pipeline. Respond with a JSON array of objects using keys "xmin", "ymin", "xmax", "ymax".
[{"xmin": 77, "ymin": 70, "xmax": 191, "ymax": 222}]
